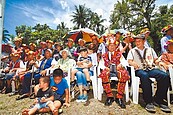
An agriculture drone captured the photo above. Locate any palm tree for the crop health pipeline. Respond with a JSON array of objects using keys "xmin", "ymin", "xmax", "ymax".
[
  {"xmin": 92, "ymin": 14, "xmax": 106, "ymax": 35},
  {"xmin": 110, "ymin": 0, "xmax": 132, "ymax": 30},
  {"xmin": 57, "ymin": 22, "xmax": 69, "ymax": 39},
  {"xmin": 71, "ymin": 5, "xmax": 89, "ymax": 28},
  {"xmin": 15, "ymin": 25, "xmax": 27, "ymax": 36},
  {"xmin": 2, "ymin": 28, "xmax": 10, "ymax": 43},
  {"xmin": 33, "ymin": 24, "xmax": 50, "ymax": 31}
]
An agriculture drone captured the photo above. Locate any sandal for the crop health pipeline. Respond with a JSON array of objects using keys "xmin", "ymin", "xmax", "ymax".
[
  {"xmin": 58, "ymin": 108, "xmax": 63, "ymax": 114},
  {"xmin": 1, "ymin": 87, "xmax": 6, "ymax": 94},
  {"xmin": 16, "ymin": 94, "xmax": 29, "ymax": 100},
  {"xmin": 29, "ymin": 92, "xmax": 35, "ymax": 99},
  {"xmin": 38, "ymin": 107, "xmax": 50, "ymax": 113},
  {"xmin": 9, "ymin": 91, "xmax": 18, "ymax": 96},
  {"xmin": 22, "ymin": 109, "xmax": 29, "ymax": 115},
  {"xmin": 52, "ymin": 109, "xmax": 58, "ymax": 115}
]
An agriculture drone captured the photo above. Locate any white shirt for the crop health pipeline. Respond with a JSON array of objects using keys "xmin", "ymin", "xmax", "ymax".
[
  {"xmin": 108, "ymin": 51, "xmax": 114, "ymax": 60},
  {"xmin": 127, "ymin": 47, "xmax": 158, "ymax": 60}
]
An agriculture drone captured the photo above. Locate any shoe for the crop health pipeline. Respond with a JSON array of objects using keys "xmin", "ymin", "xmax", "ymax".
[
  {"xmin": 82, "ymin": 95, "xmax": 88, "ymax": 102},
  {"xmin": 9, "ymin": 91, "xmax": 17, "ymax": 96},
  {"xmin": 70, "ymin": 81, "xmax": 76, "ymax": 92},
  {"xmin": 29, "ymin": 92, "xmax": 35, "ymax": 99},
  {"xmin": 104, "ymin": 97, "xmax": 114, "ymax": 106},
  {"xmin": 153, "ymin": 102, "xmax": 171, "ymax": 113},
  {"xmin": 86, "ymin": 81, "xmax": 91, "ymax": 90},
  {"xmin": 16, "ymin": 94, "xmax": 29, "ymax": 100},
  {"xmin": 22, "ymin": 109, "xmax": 29, "ymax": 115},
  {"xmin": 5, "ymin": 87, "xmax": 12, "ymax": 94},
  {"xmin": 115, "ymin": 98, "xmax": 126, "ymax": 109},
  {"xmin": 76, "ymin": 95, "xmax": 84, "ymax": 103},
  {"xmin": 58, "ymin": 108, "xmax": 63, "ymax": 114},
  {"xmin": 52, "ymin": 109, "xmax": 58, "ymax": 115},
  {"xmin": 145, "ymin": 103, "xmax": 156, "ymax": 113}
]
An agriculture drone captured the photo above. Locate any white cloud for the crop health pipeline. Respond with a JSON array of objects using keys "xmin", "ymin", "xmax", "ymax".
[
  {"xmin": 53, "ymin": 18, "xmax": 61, "ymax": 25},
  {"xmin": 67, "ymin": 0, "xmax": 116, "ymax": 27},
  {"xmin": 10, "ymin": 0, "xmax": 173, "ymax": 32},
  {"xmin": 59, "ymin": 0, "xmax": 70, "ymax": 11},
  {"xmin": 94, "ymin": 8, "xmax": 103, "ymax": 16},
  {"xmin": 155, "ymin": 0, "xmax": 173, "ymax": 7},
  {"xmin": 10, "ymin": 0, "xmax": 116, "ymax": 29}
]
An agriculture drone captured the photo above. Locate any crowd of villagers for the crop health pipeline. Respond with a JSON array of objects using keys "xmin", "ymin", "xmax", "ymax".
[{"xmin": 0, "ymin": 25, "xmax": 173, "ymax": 114}]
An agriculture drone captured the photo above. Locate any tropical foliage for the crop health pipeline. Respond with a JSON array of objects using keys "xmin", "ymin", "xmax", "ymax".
[
  {"xmin": 3, "ymin": 2, "xmax": 173, "ymax": 54},
  {"xmin": 2, "ymin": 28, "xmax": 10, "ymax": 43},
  {"xmin": 110, "ymin": 0, "xmax": 173, "ymax": 54},
  {"xmin": 15, "ymin": 23, "xmax": 69, "ymax": 45},
  {"xmin": 71, "ymin": 5, "xmax": 106, "ymax": 35}
]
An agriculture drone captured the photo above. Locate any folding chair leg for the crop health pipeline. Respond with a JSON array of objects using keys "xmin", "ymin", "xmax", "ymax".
[
  {"xmin": 151, "ymin": 82, "xmax": 155, "ymax": 96},
  {"xmin": 11, "ymin": 80, "xmax": 15, "ymax": 92},
  {"xmin": 167, "ymin": 89, "xmax": 170, "ymax": 106},
  {"xmin": 97, "ymin": 78, "xmax": 103, "ymax": 101},
  {"xmin": 125, "ymin": 81, "xmax": 129, "ymax": 102},
  {"xmin": 132, "ymin": 77, "xmax": 140, "ymax": 104},
  {"xmin": 90, "ymin": 76, "xmax": 97, "ymax": 99}
]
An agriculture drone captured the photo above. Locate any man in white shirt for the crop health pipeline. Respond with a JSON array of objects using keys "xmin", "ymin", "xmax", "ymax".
[{"xmin": 127, "ymin": 34, "xmax": 171, "ymax": 113}]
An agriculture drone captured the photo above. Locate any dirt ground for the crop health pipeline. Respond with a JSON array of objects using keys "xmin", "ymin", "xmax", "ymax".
[{"xmin": 0, "ymin": 90, "xmax": 173, "ymax": 115}]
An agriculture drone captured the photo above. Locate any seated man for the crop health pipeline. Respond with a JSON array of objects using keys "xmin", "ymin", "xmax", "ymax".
[
  {"xmin": 127, "ymin": 34, "xmax": 171, "ymax": 113},
  {"xmin": 2, "ymin": 52, "xmax": 22, "ymax": 94},
  {"xmin": 17, "ymin": 49, "xmax": 55, "ymax": 100},
  {"xmin": 99, "ymin": 36, "xmax": 130, "ymax": 108}
]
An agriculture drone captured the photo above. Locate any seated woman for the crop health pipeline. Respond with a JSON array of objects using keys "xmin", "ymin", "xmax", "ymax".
[
  {"xmin": 53, "ymin": 49, "xmax": 76, "ymax": 77},
  {"xmin": 16, "ymin": 49, "xmax": 55, "ymax": 100},
  {"xmin": 52, "ymin": 42, "xmax": 63, "ymax": 61},
  {"xmin": 120, "ymin": 32, "xmax": 133, "ymax": 59},
  {"xmin": 160, "ymin": 39, "xmax": 173, "ymax": 70},
  {"xmin": 71, "ymin": 47, "xmax": 93, "ymax": 102}
]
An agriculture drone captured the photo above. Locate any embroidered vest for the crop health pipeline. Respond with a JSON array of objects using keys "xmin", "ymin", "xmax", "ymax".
[
  {"xmin": 131, "ymin": 48, "xmax": 156, "ymax": 70},
  {"xmin": 39, "ymin": 58, "xmax": 53, "ymax": 71},
  {"xmin": 9, "ymin": 60, "xmax": 20, "ymax": 69},
  {"xmin": 102, "ymin": 51, "xmax": 121, "ymax": 68}
]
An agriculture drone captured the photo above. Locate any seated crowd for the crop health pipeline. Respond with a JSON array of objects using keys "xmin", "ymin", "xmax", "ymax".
[{"xmin": 0, "ymin": 25, "xmax": 173, "ymax": 114}]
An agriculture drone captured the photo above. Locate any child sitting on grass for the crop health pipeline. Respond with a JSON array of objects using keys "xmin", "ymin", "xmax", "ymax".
[
  {"xmin": 50, "ymin": 68, "xmax": 70, "ymax": 111},
  {"xmin": 22, "ymin": 76, "xmax": 57, "ymax": 115}
]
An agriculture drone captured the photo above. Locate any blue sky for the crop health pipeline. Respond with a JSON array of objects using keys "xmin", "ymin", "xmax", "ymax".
[{"xmin": 4, "ymin": 0, "xmax": 173, "ymax": 35}]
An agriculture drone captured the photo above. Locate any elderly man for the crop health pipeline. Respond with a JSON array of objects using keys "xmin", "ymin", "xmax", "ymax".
[
  {"xmin": 99, "ymin": 36, "xmax": 130, "ymax": 108},
  {"xmin": 65, "ymin": 38, "xmax": 76, "ymax": 59},
  {"xmin": 2, "ymin": 52, "xmax": 21, "ymax": 94},
  {"xmin": 46, "ymin": 40, "xmax": 54, "ymax": 51},
  {"xmin": 13, "ymin": 37, "xmax": 22, "ymax": 50},
  {"xmin": 140, "ymin": 28, "xmax": 151, "ymax": 48},
  {"xmin": 16, "ymin": 49, "xmax": 55, "ymax": 100},
  {"xmin": 127, "ymin": 34, "xmax": 171, "ymax": 113}
]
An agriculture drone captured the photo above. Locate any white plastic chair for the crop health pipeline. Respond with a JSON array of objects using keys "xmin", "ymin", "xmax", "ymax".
[
  {"xmin": 97, "ymin": 58, "xmax": 129, "ymax": 102},
  {"xmin": 130, "ymin": 66, "xmax": 171, "ymax": 106},
  {"xmin": 70, "ymin": 66, "xmax": 98, "ymax": 99}
]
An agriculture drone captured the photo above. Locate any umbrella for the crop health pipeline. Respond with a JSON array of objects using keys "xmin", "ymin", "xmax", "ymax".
[
  {"xmin": 102, "ymin": 29, "xmax": 128, "ymax": 37},
  {"xmin": 2, "ymin": 44, "xmax": 14, "ymax": 54},
  {"xmin": 63, "ymin": 28, "xmax": 100, "ymax": 43}
]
